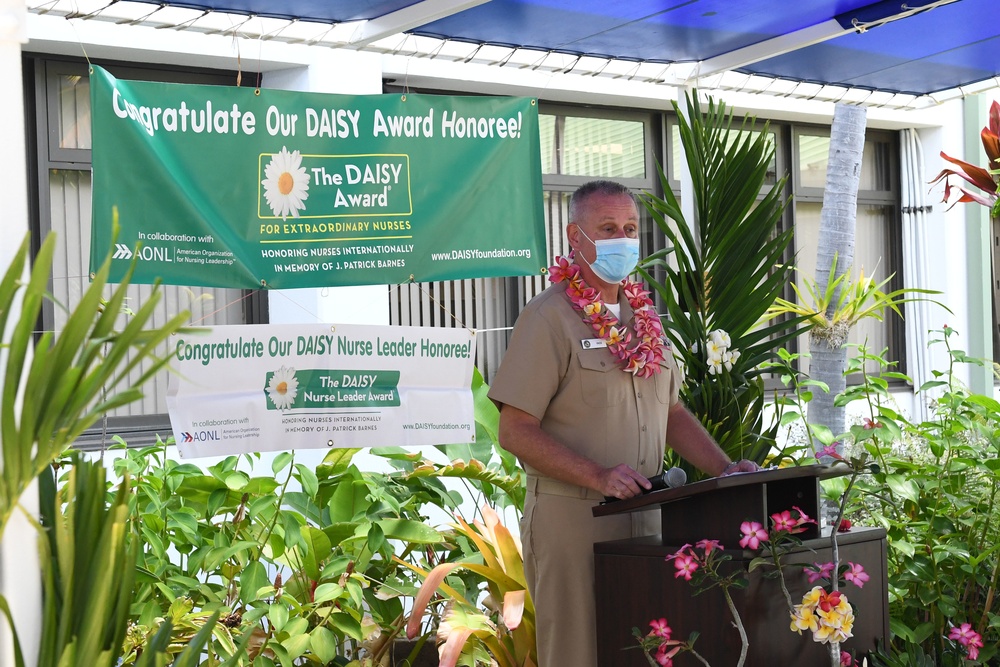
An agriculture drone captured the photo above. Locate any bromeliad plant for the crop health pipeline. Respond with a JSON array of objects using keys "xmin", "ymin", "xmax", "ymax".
[
  {"xmin": 403, "ymin": 504, "xmax": 536, "ymax": 667},
  {"xmin": 637, "ymin": 90, "xmax": 806, "ymax": 478}
]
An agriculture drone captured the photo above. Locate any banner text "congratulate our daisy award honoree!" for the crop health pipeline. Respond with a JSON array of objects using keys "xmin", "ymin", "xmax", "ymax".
[{"xmin": 166, "ymin": 323, "xmax": 476, "ymax": 458}]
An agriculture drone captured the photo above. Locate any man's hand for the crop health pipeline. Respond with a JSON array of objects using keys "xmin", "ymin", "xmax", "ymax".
[
  {"xmin": 720, "ymin": 459, "xmax": 761, "ymax": 476},
  {"xmin": 598, "ymin": 464, "xmax": 651, "ymax": 500}
]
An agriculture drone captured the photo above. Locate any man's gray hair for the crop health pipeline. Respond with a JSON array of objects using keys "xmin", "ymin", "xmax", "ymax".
[{"xmin": 568, "ymin": 180, "xmax": 638, "ymax": 224}]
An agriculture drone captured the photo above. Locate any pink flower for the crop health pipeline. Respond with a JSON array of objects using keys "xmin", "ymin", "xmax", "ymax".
[
  {"xmin": 654, "ymin": 644, "xmax": 675, "ymax": 666},
  {"xmin": 862, "ymin": 417, "xmax": 882, "ymax": 430},
  {"xmin": 948, "ymin": 622, "xmax": 984, "ymax": 660},
  {"xmin": 770, "ymin": 506, "xmax": 817, "ymax": 534},
  {"xmin": 771, "ymin": 510, "xmax": 799, "ymax": 533},
  {"xmin": 671, "ymin": 553, "xmax": 698, "ymax": 580},
  {"xmin": 547, "ymin": 256, "xmax": 579, "ymax": 283},
  {"xmin": 739, "ymin": 521, "xmax": 768, "ymax": 550},
  {"xmin": 844, "ymin": 562, "xmax": 870, "ymax": 588},
  {"xmin": 648, "ymin": 618, "xmax": 671, "ymax": 640},
  {"xmin": 840, "ymin": 650, "xmax": 853, "ymax": 666},
  {"xmin": 816, "ymin": 443, "xmax": 843, "ymax": 459},
  {"xmin": 696, "ymin": 539, "xmax": 722, "ymax": 555},
  {"xmin": 806, "ymin": 562, "xmax": 835, "ymax": 584}
]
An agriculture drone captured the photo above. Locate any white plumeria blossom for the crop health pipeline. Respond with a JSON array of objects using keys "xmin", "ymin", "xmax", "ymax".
[
  {"xmin": 705, "ymin": 338, "xmax": 724, "ymax": 360},
  {"xmin": 709, "ymin": 329, "xmax": 732, "ymax": 348}
]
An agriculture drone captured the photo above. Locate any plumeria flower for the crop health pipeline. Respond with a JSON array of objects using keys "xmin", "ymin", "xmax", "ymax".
[
  {"xmin": 790, "ymin": 605, "xmax": 820, "ymax": 634},
  {"xmin": 806, "ymin": 561, "xmax": 835, "ymax": 584},
  {"xmin": 739, "ymin": 521, "xmax": 768, "ymax": 549},
  {"xmin": 547, "ymin": 255, "xmax": 579, "ymax": 283},
  {"xmin": 709, "ymin": 329, "xmax": 732, "ymax": 348},
  {"xmin": 707, "ymin": 356, "xmax": 723, "ymax": 375},
  {"xmin": 606, "ymin": 326, "xmax": 627, "ymax": 347},
  {"xmin": 840, "ymin": 650, "xmax": 854, "ymax": 666},
  {"xmin": 705, "ymin": 338, "xmax": 724, "ymax": 359},
  {"xmin": 648, "ymin": 618, "xmax": 672, "ymax": 640},
  {"xmin": 583, "ymin": 301, "xmax": 603, "ymax": 316},
  {"xmin": 844, "ymin": 562, "xmax": 870, "ymax": 588}
]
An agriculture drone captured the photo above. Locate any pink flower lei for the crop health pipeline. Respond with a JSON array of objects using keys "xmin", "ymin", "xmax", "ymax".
[{"xmin": 548, "ymin": 255, "xmax": 667, "ymax": 378}]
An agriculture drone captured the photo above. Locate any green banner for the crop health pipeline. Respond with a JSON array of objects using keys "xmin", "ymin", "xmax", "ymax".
[{"xmin": 89, "ymin": 66, "xmax": 546, "ymax": 289}]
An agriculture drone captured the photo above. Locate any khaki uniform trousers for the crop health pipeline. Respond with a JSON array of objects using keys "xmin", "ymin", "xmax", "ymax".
[{"xmin": 522, "ymin": 477, "xmax": 658, "ymax": 667}]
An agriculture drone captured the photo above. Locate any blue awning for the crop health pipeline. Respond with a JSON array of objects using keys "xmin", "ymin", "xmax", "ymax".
[{"xmin": 118, "ymin": 0, "xmax": 1000, "ymax": 98}]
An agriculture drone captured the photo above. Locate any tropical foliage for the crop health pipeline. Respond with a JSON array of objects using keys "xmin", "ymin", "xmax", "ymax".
[
  {"xmin": 403, "ymin": 505, "xmax": 535, "ymax": 667},
  {"xmin": 0, "ymin": 226, "xmax": 189, "ymax": 666},
  {"xmin": 929, "ymin": 99, "xmax": 1000, "ymax": 216},
  {"xmin": 637, "ymin": 90, "xmax": 804, "ymax": 478}
]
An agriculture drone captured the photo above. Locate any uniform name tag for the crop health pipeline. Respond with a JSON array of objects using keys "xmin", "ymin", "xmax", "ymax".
[{"xmin": 581, "ymin": 338, "xmax": 608, "ymax": 349}]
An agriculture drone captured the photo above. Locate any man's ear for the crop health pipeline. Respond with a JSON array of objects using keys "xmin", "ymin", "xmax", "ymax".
[{"xmin": 566, "ymin": 222, "xmax": 582, "ymax": 252}]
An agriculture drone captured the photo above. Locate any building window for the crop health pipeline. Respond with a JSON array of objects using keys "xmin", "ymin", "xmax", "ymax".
[{"xmin": 28, "ymin": 57, "xmax": 266, "ymax": 449}]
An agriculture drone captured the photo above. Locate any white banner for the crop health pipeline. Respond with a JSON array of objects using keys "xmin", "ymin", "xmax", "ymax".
[{"xmin": 166, "ymin": 323, "xmax": 476, "ymax": 458}]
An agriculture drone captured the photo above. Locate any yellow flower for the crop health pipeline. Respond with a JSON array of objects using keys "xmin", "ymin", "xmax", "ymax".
[{"xmin": 584, "ymin": 302, "xmax": 603, "ymax": 316}]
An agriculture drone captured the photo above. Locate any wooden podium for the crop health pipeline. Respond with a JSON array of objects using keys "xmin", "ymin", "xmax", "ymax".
[{"xmin": 592, "ymin": 465, "xmax": 888, "ymax": 666}]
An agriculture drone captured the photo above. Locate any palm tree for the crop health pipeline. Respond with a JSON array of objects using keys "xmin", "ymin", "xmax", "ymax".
[{"xmin": 807, "ymin": 103, "xmax": 868, "ymax": 444}]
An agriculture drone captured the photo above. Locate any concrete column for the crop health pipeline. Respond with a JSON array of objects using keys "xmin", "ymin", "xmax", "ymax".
[{"xmin": 0, "ymin": 2, "xmax": 42, "ymax": 666}]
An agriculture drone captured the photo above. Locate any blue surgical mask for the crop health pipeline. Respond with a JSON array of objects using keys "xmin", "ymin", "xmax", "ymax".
[{"xmin": 578, "ymin": 229, "xmax": 640, "ymax": 284}]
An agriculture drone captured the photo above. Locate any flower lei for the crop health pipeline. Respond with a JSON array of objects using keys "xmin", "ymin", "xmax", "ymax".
[{"xmin": 548, "ymin": 255, "xmax": 667, "ymax": 378}]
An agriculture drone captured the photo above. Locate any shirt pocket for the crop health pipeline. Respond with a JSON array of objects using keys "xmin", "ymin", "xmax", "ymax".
[
  {"xmin": 576, "ymin": 350, "xmax": 626, "ymax": 407},
  {"xmin": 653, "ymin": 358, "xmax": 678, "ymax": 405}
]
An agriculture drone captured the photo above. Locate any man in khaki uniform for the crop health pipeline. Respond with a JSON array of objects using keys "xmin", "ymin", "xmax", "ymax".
[{"xmin": 488, "ymin": 180, "xmax": 756, "ymax": 667}]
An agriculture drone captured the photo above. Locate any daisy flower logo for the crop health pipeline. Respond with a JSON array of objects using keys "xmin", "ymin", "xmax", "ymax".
[
  {"xmin": 265, "ymin": 366, "xmax": 299, "ymax": 411},
  {"xmin": 261, "ymin": 146, "xmax": 310, "ymax": 219}
]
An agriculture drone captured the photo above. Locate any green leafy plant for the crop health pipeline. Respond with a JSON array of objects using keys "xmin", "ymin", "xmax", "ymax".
[
  {"xmin": 836, "ymin": 329, "xmax": 1000, "ymax": 665},
  {"xmin": 0, "ymin": 228, "xmax": 187, "ymax": 539},
  {"xmin": 637, "ymin": 90, "xmax": 804, "ymax": 477},
  {"xmin": 0, "ymin": 225, "xmax": 189, "ymax": 665}
]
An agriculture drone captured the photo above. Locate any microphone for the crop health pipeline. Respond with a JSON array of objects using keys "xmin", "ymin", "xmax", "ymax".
[
  {"xmin": 603, "ymin": 467, "xmax": 687, "ymax": 503},
  {"xmin": 647, "ymin": 467, "xmax": 687, "ymax": 492}
]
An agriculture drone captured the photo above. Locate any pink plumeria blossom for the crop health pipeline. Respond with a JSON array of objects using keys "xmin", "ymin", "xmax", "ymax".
[
  {"xmin": 739, "ymin": 521, "xmax": 768, "ymax": 549},
  {"xmin": 648, "ymin": 618, "xmax": 672, "ymax": 640},
  {"xmin": 806, "ymin": 562, "xmax": 836, "ymax": 584},
  {"xmin": 546, "ymin": 255, "xmax": 578, "ymax": 283},
  {"xmin": 840, "ymin": 650, "xmax": 853, "ymax": 666},
  {"xmin": 948, "ymin": 622, "xmax": 984, "ymax": 660},
  {"xmin": 844, "ymin": 562, "xmax": 870, "ymax": 588}
]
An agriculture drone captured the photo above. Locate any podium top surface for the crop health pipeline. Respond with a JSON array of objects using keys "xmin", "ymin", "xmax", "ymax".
[{"xmin": 592, "ymin": 463, "xmax": 847, "ymax": 518}]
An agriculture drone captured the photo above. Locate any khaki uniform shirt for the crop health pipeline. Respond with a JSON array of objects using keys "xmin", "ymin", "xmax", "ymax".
[{"xmin": 489, "ymin": 280, "xmax": 682, "ymax": 487}]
